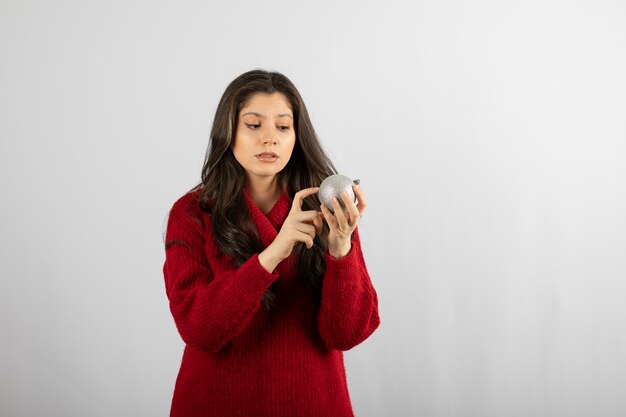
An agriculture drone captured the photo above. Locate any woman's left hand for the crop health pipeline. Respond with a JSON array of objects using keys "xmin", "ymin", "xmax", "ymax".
[{"xmin": 320, "ymin": 184, "xmax": 367, "ymax": 259}]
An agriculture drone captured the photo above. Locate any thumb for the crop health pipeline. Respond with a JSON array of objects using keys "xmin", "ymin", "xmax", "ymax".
[{"xmin": 290, "ymin": 187, "xmax": 320, "ymax": 214}]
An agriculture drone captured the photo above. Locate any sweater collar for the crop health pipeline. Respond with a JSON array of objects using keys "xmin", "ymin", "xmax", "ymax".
[{"xmin": 243, "ymin": 189, "xmax": 291, "ymax": 249}]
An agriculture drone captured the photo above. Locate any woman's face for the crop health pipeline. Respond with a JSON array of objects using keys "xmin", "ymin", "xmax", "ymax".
[{"xmin": 232, "ymin": 92, "xmax": 296, "ymax": 183}]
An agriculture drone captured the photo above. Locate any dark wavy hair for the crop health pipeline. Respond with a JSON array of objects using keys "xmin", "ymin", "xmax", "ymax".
[{"xmin": 166, "ymin": 69, "xmax": 337, "ymax": 309}]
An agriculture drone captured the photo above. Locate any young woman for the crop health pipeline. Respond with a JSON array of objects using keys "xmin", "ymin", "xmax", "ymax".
[{"xmin": 163, "ymin": 69, "xmax": 380, "ymax": 416}]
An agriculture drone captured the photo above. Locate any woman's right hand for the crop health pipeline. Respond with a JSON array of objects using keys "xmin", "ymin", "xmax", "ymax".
[{"xmin": 258, "ymin": 187, "xmax": 323, "ymax": 272}]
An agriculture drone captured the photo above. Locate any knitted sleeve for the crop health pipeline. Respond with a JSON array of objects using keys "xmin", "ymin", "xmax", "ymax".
[
  {"xmin": 317, "ymin": 227, "xmax": 380, "ymax": 351},
  {"xmin": 162, "ymin": 195, "xmax": 279, "ymax": 353}
]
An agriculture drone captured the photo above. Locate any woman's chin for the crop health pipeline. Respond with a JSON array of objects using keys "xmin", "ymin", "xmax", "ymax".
[{"xmin": 245, "ymin": 167, "xmax": 284, "ymax": 180}]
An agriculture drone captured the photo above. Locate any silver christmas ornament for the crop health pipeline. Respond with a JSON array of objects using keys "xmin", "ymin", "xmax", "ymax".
[{"xmin": 319, "ymin": 174, "xmax": 360, "ymax": 213}]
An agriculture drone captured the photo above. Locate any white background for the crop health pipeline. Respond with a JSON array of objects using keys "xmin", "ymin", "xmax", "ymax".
[{"xmin": 1, "ymin": 0, "xmax": 625, "ymax": 416}]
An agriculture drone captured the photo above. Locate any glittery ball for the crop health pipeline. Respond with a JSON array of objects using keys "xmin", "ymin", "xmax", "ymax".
[{"xmin": 318, "ymin": 174, "xmax": 359, "ymax": 213}]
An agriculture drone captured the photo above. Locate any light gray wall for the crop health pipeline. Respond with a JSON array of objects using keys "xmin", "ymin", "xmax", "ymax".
[{"xmin": 1, "ymin": 0, "xmax": 625, "ymax": 416}]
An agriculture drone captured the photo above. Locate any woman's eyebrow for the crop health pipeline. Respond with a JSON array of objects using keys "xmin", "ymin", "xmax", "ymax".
[
  {"xmin": 240, "ymin": 112, "xmax": 293, "ymax": 119},
  {"xmin": 240, "ymin": 111, "xmax": 263, "ymax": 118}
]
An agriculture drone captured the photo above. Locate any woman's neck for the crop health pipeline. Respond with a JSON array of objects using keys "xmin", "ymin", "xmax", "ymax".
[{"xmin": 244, "ymin": 176, "xmax": 282, "ymax": 215}]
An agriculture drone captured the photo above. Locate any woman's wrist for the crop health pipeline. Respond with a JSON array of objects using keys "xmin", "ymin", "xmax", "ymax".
[
  {"xmin": 328, "ymin": 240, "xmax": 352, "ymax": 259},
  {"xmin": 258, "ymin": 243, "xmax": 285, "ymax": 273}
]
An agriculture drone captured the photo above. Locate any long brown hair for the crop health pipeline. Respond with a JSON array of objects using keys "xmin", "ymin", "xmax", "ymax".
[{"xmin": 167, "ymin": 69, "xmax": 337, "ymax": 309}]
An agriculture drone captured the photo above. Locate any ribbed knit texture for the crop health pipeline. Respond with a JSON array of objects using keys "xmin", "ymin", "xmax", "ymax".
[{"xmin": 163, "ymin": 188, "xmax": 380, "ymax": 417}]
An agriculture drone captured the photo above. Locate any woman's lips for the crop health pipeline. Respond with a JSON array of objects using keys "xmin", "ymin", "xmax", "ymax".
[{"xmin": 256, "ymin": 153, "xmax": 278, "ymax": 162}]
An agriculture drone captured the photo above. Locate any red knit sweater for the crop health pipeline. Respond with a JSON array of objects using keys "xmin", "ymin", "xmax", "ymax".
[{"xmin": 162, "ymin": 188, "xmax": 380, "ymax": 417}]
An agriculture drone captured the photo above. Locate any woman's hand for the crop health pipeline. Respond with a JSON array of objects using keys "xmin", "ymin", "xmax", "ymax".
[
  {"xmin": 320, "ymin": 184, "xmax": 367, "ymax": 259},
  {"xmin": 259, "ymin": 187, "xmax": 323, "ymax": 273}
]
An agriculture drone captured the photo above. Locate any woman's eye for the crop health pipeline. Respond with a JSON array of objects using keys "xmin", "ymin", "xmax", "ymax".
[
  {"xmin": 277, "ymin": 126, "xmax": 291, "ymax": 131},
  {"xmin": 245, "ymin": 123, "xmax": 260, "ymax": 129}
]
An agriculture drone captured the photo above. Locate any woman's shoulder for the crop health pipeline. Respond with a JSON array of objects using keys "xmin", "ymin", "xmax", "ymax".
[
  {"xmin": 168, "ymin": 185, "xmax": 213, "ymax": 229},
  {"xmin": 170, "ymin": 185, "xmax": 210, "ymax": 212}
]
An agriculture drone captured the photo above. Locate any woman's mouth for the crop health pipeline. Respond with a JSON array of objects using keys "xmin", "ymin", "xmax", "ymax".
[{"xmin": 256, "ymin": 152, "xmax": 278, "ymax": 162}]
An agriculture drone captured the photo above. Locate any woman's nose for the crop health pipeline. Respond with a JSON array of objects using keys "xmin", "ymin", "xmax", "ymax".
[{"xmin": 263, "ymin": 135, "xmax": 277, "ymax": 145}]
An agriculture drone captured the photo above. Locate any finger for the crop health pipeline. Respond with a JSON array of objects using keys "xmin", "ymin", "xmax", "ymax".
[
  {"xmin": 296, "ymin": 223, "xmax": 316, "ymax": 238},
  {"xmin": 313, "ymin": 212, "xmax": 323, "ymax": 235},
  {"xmin": 293, "ymin": 210, "xmax": 321, "ymax": 223},
  {"xmin": 296, "ymin": 231, "xmax": 314, "ymax": 249},
  {"xmin": 332, "ymin": 197, "xmax": 349, "ymax": 230},
  {"xmin": 341, "ymin": 191, "xmax": 360, "ymax": 226},
  {"xmin": 353, "ymin": 184, "xmax": 367, "ymax": 215},
  {"xmin": 290, "ymin": 187, "xmax": 321, "ymax": 214},
  {"xmin": 320, "ymin": 203, "xmax": 337, "ymax": 228}
]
